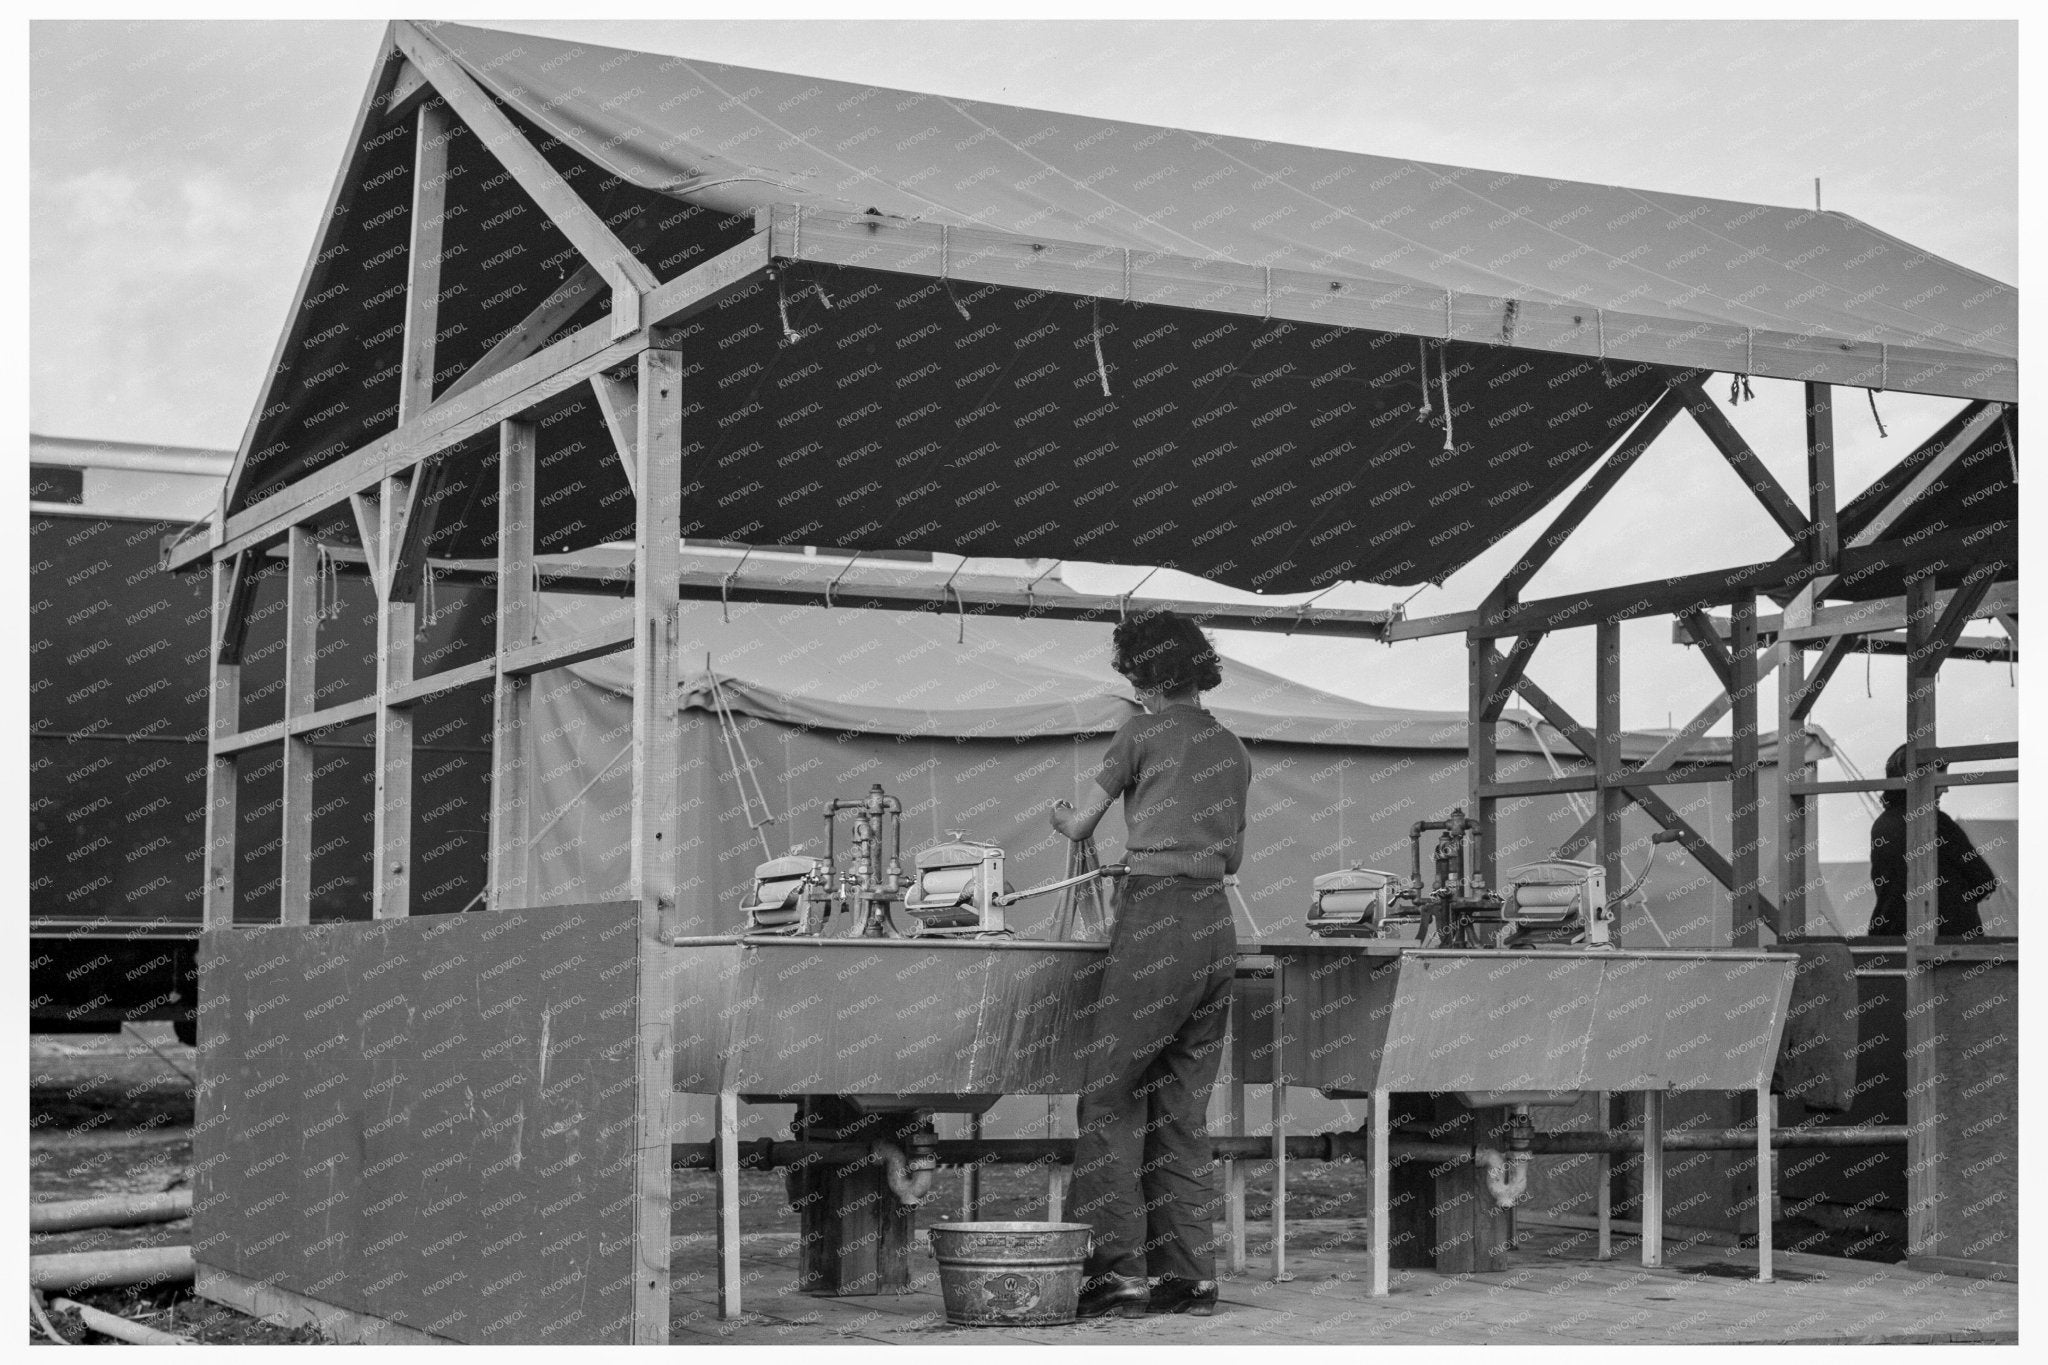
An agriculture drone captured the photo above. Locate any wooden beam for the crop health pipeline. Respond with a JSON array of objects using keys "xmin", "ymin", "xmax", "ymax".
[
  {"xmin": 382, "ymin": 57, "xmax": 431, "ymax": 121},
  {"xmin": 488, "ymin": 420, "xmax": 537, "ymax": 914},
  {"xmin": 1480, "ymin": 632, "xmax": 1540, "ymax": 721},
  {"xmin": 439, "ymin": 262, "xmax": 606, "ymax": 407},
  {"xmin": 1676, "ymin": 579, "xmax": 2018, "ymax": 646},
  {"xmin": 1594, "ymin": 621, "xmax": 1625, "ymax": 919},
  {"xmin": 1901, "ymin": 573, "xmax": 1940, "ymax": 1260},
  {"xmin": 1488, "ymin": 389, "xmax": 1685, "ymax": 606},
  {"xmin": 391, "ymin": 21, "xmax": 656, "ymax": 333},
  {"xmin": 1728, "ymin": 599, "xmax": 1764, "ymax": 945},
  {"xmin": 590, "ymin": 369, "xmax": 640, "ymax": 496},
  {"xmin": 1930, "ymin": 741, "xmax": 2017, "ymax": 764},
  {"xmin": 1679, "ymin": 383, "xmax": 1812, "ymax": 545},
  {"xmin": 280, "ymin": 527, "xmax": 319, "ymax": 925},
  {"xmin": 630, "ymin": 344, "xmax": 686, "ymax": 1341},
  {"xmin": 1805, "ymin": 383, "xmax": 1839, "ymax": 565},
  {"xmin": 372, "ymin": 472, "xmax": 416, "ymax": 919},
  {"xmin": 388, "ymin": 463, "xmax": 441, "ymax": 605},
  {"xmin": 215, "ymin": 550, "xmax": 261, "ymax": 666},
  {"xmin": 1677, "ymin": 608, "xmax": 1735, "ymax": 693},
  {"xmin": 1552, "ymin": 640, "xmax": 1788, "ymax": 859},
  {"xmin": 400, "ymin": 101, "xmax": 452, "ymax": 422},
  {"xmin": 1787, "ymin": 634, "xmax": 1856, "ymax": 722},
  {"xmin": 347, "ymin": 487, "xmax": 388, "ymax": 601},
  {"xmin": 1396, "ymin": 525, "xmax": 2015, "ymax": 641},
  {"xmin": 1779, "ymin": 585, "xmax": 1812, "ymax": 937},
  {"xmin": 1788, "ymin": 778, "xmax": 1903, "ymax": 797},
  {"xmin": 1934, "ymin": 769, "xmax": 2017, "ymax": 789},
  {"xmin": 387, "ymin": 656, "xmax": 496, "ymax": 710},
  {"xmin": 1515, "ymin": 672, "xmax": 1766, "ymax": 914},
  {"xmin": 1468, "ymin": 637, "xmax": 1499, "ymax": 927},
  {"xmin": 170, "ymin": 230, "xmax": 772, "ymax": 572},
  {"xmin": 1848, "ymin": 402, "xmax": 2001, "ymax": 550},
  {"xmin": 766, "ymin": 205, "xmax": 2014, "ymax": 403},
  {"xmin": 202, "ymin": 560, "xmax": 243, "ymax": 931},
  {"xmin": 1916, "ymin": 566, "xmax": 2002, "ymax": 678},
  {"xmin": 1477, "ymin": 773, "xmax": 1599, "ymax": 799}
]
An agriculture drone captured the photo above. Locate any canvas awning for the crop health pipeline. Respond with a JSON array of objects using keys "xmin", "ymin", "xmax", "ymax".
[{"xmin": 219, "ymin": 21, "xmax": 2016, "ymax": 596}]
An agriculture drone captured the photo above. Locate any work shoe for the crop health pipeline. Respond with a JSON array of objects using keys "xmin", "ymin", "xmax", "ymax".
[
  {"xmin": 1148, "ymin": 1276, "xmax": 1219, "ymax": 1316},
  {"xmin": 1076, "ymin": 1271, "xmax": 1150, "ymax": 1319}
]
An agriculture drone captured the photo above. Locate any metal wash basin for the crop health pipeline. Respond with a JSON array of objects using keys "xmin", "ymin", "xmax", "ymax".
[
  {"xmin": 1238, "ymin": 944, "xmax": 1798, "ymax": 1095},
  {"xmin": 666, "ymin": 935, "xmax": 1109, "ymax": 1106}
]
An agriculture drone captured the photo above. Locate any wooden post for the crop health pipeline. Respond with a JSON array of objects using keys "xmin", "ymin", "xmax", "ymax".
[
  {"xmin": 1468, "ymin": 637, "xmax": 1499, "ymax": 895},
  {"xmin": 1594, "ymin": 620, "xmax": 1625, "ymax": 920},
  {"xmin": 371, "ymin": 476, "xmax": 416, "ymax": 918},
  {"xmin": 279, "ymin": 526, "xmax": 319, "ymax": 925},
  {"xmin": 717, "ymin": 1091, "xmax": 741, "ymax": 1321},
  {"xmin": 1755, "ymin": 1083, "xmax": 1775, "ymax": 1283},
  {"xmin": 960, "ymin": 1111, "xmax": 982, "ymax": 1221},
  {"xmin": 488, "ymin": 420, "xmax": 536, "ymax": 912},
  {"xmin": 400, "ymin": 102, "xmax": 451, "ymax": 422},
  {"xmin": 1902, "ymin": 573, "xmax": 1940, "ymax": 1260},
  {"xmin": 1368, "ymin": 1088, "xmax": 1390, "ymax": 1297},
  {"xmin": 1593, "ymin": 1090, "xmax": 1612, "ymax": 1260},
  {"xmin": 1641, "ymin": 1089, "xmax": 1665, "ymax": 1268},
  {"xmin": 1729, "ymin": 599, "xmax": 1762, "ymax": 946},
  {"xmin": 630, "ymin": 345, "xmax": 685, "ymax": 1341},
  {"xmin": 1269, "ymin": 956, "xmax": 1287, "ymax": 1281},
  {"xmin": 1777, "ymin": 629, "xmax": 1811, "ymax": 936},
  {"xmin": 201, "ymin": 557, "xmax": 245, "ymax": 930},
  {"xmin": 1805, "ymin": 383, "xmax": 1839, "ymax": 566}
]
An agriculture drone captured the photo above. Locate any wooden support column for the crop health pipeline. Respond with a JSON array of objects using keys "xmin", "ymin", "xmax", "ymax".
[
  {"xmin": 202, "ymin": 556, "xmax": 247, "ymax": 930},
  {"xmin": 400, "ymin": 102, "xmax": 450, "ymax": 422},
  {"xmin": 1804, "ymin": 383, "xmax": 1839, "ymax": 565},
  {"xmin": 1270, "ymin": 956, "xmax": 1289, "ymax": 1281},
  {"xmin": 1367, "ymin": 1088, "xmax": 1391, "ymax": 1297},
  {"xmin": 1594, "ymin": 620, "xmax": 1625, "ymax": 911},
  {"xmin": 279, "ymin": 527, "xmax": 319, "ymax": 925},
  {"xmin": 1902, "ymin": 573, "xmax": 1941, "ymax": 1259},
  {"xmin": 1777, "ymin": 639, "xmax": 1811, "ymax": 936},
  {"xmin": 488, "ymin": 420, "xmax": 537, "ymax": 912},
  {"xmin": 630, "ymin": 345, "xmax": 685, "ymax": 1338},
  {"xmin": 1468, "ymin": 637, "xmax": 1499, "ymax": 895},
  {"xmin": 369, "ymin": 476, "xmax": 416, "ymax": 918},
  {"xmin": 1729, "ymin": 600, "xmax": 1763, "ymax": 946}
]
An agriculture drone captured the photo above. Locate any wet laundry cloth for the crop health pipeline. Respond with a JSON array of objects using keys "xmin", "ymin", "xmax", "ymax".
[
  {"xmin": 1068, "ymin": 874, "xmax": 1238, "ymax": 1281},
  {"xmin": 1771, "ymin": 940, "xmax": 1860, "ymax": 1114}
]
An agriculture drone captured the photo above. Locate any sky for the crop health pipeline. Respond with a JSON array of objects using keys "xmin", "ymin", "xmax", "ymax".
[{"xmin": 27, "ymin": 17, "xmax": 2021, "ymax": 859}]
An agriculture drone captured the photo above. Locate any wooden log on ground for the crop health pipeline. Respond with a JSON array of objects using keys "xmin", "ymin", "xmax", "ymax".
[
  {"xmin": 29, "ymin": 1245, "xmax": 195, "ymax": 1292},
  {"xmin": 30, "ymin": 1190, "xmax": 193, "ymax": 1233},
  {"xmin": 52, "ymin": 1297, "xmax": 195, "ymax": 1345}
]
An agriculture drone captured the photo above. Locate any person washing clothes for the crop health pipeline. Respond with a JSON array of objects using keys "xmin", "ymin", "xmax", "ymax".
[{"xmin": 1049, "ymin": 609, "xmax": 1252, "ymax": 1319}]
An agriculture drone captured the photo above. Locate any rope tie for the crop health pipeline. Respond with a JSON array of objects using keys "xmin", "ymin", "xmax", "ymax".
[
  {"xmin": 1023, "ymin": 559, "xmax": 1061, "ymax": 618},
  {"xmin": 1416, "ymin": 336, "xmax": 1433, "ymax": 421},
  {"xmin": 824, "ymin": 549, "xmax": 862, "ymax": 609},
  {"xmin": 1123, "ymin": 248, "xmax": 1133, "ymax": 303},
  {"xmin": 2002, "ymin": 405, "xmax": 2017, "ymax": 483},
  {"xmin": 1879, "ymin": 341, "xmax": 1888, "ymax": 390},
  {"xmin": 1092, "ymin": 299, "xmax": 1111, "ymax": 398},
  {"xmin": 1597, "ymin": 308, "xmax": 1606, "ymax": 361},
  {"xmin": 941, "ymin": 224, "xmax": 971, "ymax": 321},
  {"xmin": 423, "ymin": 561, "xmax": 439, "ymax": 626},
  {"xmin": 775, "ymin": 270, "xmax": 800, "ymax": 346},
  {"xmin": 1264, "ymin": 266, "xmax": 1274, "ymax": 321},
  {"xmin": 939, "ymin": 559, "xmax": 967, "ymax": 643},
  {"xmin": 719, "ymin": 546, "xmax": 754, "ymax": 625},
  {"xmin": 791, "ymin": 204, "xmax": 801, "ymax": 261},
  {"xmin": 1438, "ymin": 342, "xmax": 1455, "ymax": 453},
  {"xmin": 1867, "ymin": 387, "xmax": 1888, "ymax": 438}
]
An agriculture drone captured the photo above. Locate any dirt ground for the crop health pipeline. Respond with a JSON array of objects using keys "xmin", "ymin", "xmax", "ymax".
[{"xmin": 28, "ymin": 1029, "xmax": 1896, "ymax": 1345}]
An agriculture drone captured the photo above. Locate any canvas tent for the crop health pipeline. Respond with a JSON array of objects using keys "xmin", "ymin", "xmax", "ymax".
[
  {"xmin": 505, "ymin": 547, "xmax": 1820, "ymax": 948},
  {"xmin": 196, "ymin": 21, "xmax": 2015, "ymax": 600}
]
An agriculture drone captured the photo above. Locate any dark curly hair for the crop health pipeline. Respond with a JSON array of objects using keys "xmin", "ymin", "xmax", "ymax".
[{"xmin": 1112, "ymin": 609, "xmax": 1224, "ymax": 695}]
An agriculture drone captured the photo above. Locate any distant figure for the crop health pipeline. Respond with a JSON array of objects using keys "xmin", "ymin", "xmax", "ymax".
[{"xmin": 1866, "ymin": 743, "xmax": 1996, "ymax": 938}]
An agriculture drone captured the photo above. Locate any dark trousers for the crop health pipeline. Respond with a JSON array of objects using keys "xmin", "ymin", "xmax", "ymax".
[{"xmin": 1069, "ymin": 874, "xmax": 1238, "ymax": 1281}]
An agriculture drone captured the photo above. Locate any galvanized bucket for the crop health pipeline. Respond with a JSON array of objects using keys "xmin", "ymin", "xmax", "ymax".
[{"xmin": 927, "ymin": 1221, "xmax": 1091, "ymax": 1326}]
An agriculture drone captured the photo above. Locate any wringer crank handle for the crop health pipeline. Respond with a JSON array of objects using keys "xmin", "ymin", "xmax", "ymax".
[{"xmin": 995, "ymin": 863, "xmax": 1129, "ymax": 907}]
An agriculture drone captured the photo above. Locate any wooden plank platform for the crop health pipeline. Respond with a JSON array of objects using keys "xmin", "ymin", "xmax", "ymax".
[{"xmin": 667, "ymin": 1219, "xmax": 2017, "ymax": 1345}]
